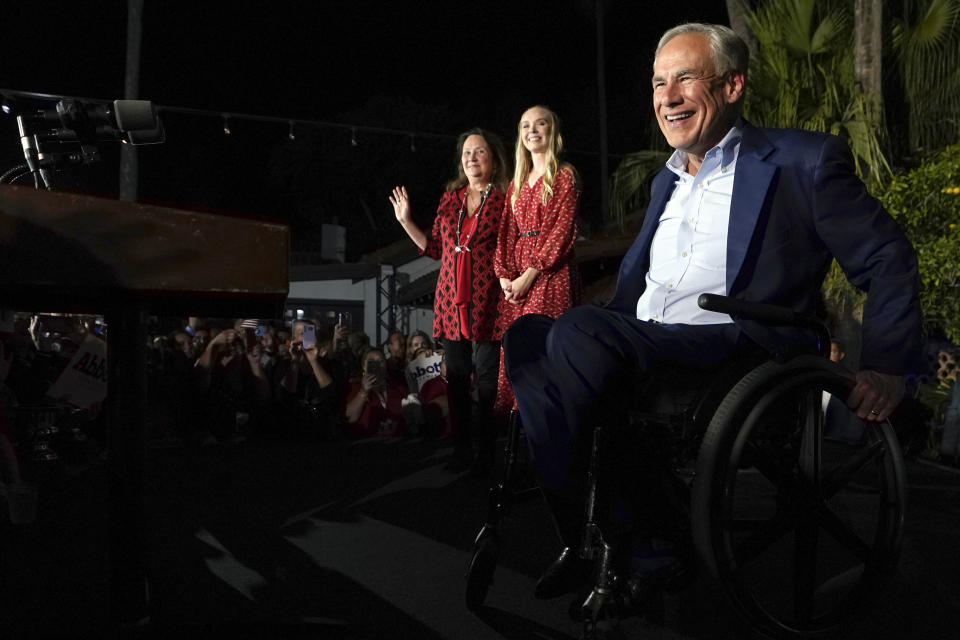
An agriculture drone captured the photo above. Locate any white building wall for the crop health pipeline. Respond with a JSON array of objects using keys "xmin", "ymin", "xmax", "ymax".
[
  {"xmin": 288, "ymin": 255, "xmax": 439, "ymax": 344},
  {"xmin": 403, "ymin": 306, "xmax": 435, "ymax": 338},
  {"xmin": 288, "ymin": 279, "xmax": 364, "ymax": 302},
  {"xmin": 397, "ymin": 255, "xmax": 439, "ymax": 282},
  {"xmin": 396, "ymin": 255, "xmax": 439, "ymax": 339}
]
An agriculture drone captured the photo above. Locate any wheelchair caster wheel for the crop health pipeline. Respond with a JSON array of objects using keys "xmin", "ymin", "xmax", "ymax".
[
  {"xmin": 580, "ymin": 587, "xmax": 625, "ymax": 640},
  {"xmin": 581, "ymin": 614, "xmax": 626, "ymax": 640},
  {"xmin": 465, "ymin": 535, "xmax": 499, "ymax": 610}
]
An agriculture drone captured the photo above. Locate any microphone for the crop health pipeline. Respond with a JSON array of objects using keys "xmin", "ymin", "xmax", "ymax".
[
  {"xmin": 6, "ymin": 96, "xmax": 164, "ymax": 145},
  {"xmin": 4, "ymin": 95, "xmax": 165, "ymax": 189},
  {"xmin": 17, "ymin": 114, "xmax": 40, "ymax": 174}
]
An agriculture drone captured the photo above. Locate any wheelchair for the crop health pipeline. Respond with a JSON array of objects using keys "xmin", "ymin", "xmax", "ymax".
[{"xmin": 465, "ymin": 294, "xmax": 906, "ymax": 639}]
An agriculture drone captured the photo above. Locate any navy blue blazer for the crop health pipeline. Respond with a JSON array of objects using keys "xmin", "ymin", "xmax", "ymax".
[{"xmin": 606, "ymin": 123, "xmax": 923, "ymax": 374}]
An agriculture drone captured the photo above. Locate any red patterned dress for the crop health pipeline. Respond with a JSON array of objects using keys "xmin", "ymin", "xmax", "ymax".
[
  {"xmin": 420, "ymin": 185, "xmax": 506, "ymax": 341},
  {"xmin": 494, "ymin": 165, "xmax": 581, "ymax": 415}
]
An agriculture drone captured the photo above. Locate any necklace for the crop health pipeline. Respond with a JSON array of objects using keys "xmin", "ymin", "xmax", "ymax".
[{"xmin": 455, "ymin": 183, "xmax": 491, "ymax": 253}]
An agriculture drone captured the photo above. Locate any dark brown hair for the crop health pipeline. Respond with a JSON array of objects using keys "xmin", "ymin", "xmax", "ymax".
[{"xmin": 445, "ymin": 128, "xmax": 509, "ymax": 192}]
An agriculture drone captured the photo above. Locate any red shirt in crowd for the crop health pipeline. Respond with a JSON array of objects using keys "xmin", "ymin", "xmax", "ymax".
[{"xmin": 345, "ymin": 380, "xmax": 407, "ymax": 437}]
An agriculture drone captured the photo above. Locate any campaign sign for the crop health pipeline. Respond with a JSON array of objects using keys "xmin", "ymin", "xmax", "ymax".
[
  {"xmin": 46, "ymin": 333, "xmax": 108, "ymax": 410},
  {"xmin": 406, "ymin": 353, "xmax": 443, "ymax": 393}
]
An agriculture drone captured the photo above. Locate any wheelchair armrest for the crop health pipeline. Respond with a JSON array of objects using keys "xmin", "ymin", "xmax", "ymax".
[{"xmin": 697, "ymin": 294, "xmax": 831, "ymax": 358}]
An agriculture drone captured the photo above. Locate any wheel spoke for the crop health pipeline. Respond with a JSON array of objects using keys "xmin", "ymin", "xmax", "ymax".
[
  {"xmin": 794, "ymin": 518, "xmax": 819, "ymax": 626},
  {"xmin": 821, "ymin": 439, "xmax": 885, "ymax": 501},
  {"xmin": 743, "ymin": 440, "xmax": 801, "ymax": 498},
  {"xmin": 815, "ymin": 503, "xmax": 873, "ymax": 563},
  {"xmin": 798, "ymin": 389, "xmax": 823, "ymax": 494},
  {"xmin": 731, "ymin": 513, "xmax": 794, "ymax": 567}
]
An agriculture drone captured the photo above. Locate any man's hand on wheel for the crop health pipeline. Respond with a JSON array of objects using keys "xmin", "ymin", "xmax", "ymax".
[{"xmin": 847, "ymin": 370, "xmax": 905, "ymax": 422}]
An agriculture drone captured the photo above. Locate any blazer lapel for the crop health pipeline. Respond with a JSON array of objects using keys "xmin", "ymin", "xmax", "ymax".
[
  {"xmin": 727, "ymin": 126, "xmax": 777, "ymax": 293},
  {"xmin": 608, "ymin": 168, "xmax": 674, "ymax": 311},
  {"xmin": 629, "ymin": 169, "xmax": 674, "ymax": 274}
]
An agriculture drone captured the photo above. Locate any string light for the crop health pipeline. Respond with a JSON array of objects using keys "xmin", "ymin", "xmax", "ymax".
[{"xmin": 11, "ymin": 90, "xmax": 598, "ymax": 154}]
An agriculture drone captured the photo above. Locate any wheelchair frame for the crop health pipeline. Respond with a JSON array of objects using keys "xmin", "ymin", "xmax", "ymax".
[{"xmin": 465, "ymin": 295, "xmax": 908, "ymax": 640}]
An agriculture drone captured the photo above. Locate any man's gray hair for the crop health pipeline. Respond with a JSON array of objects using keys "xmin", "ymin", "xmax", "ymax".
[{"xmin": 654, "ymin": 23, "xmax": 749, "ymax": 77}]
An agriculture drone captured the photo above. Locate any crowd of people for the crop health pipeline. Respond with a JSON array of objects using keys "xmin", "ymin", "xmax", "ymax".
[
  {"xmin": 147, "ymin": 317, "xmax": 464, "ymax": 446},
  {"xmin": 0, "ymin": 313, "xmax": 472, "ymax": 469}
]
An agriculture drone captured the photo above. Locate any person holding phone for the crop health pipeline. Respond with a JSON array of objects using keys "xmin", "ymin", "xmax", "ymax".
[
  {"xmin": 344, "ymin": 348, "xmax": 407, "ymax": 436},
  {"xmin": 301, "ymin": 323, "xmax": 317, "ymax": 350},
  {"xmin": 494, "ymin": 105, "xmax": 581, "ymax": 419},
  {"xmin": 273, "ymin": 319, "xmax": 344, "ymax": 440},
  {"xmin": 390, "ymin": 128, "xmax": 509, "ymax": 472},
  {"xmin": 194, "ymin": 320, "xmax": 271, "ymax": 441}
]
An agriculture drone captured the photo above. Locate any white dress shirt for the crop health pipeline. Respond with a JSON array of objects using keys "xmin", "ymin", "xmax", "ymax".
[{"xmin": 636, "ymin": 123, "xmax": 743, "ymax": 325}]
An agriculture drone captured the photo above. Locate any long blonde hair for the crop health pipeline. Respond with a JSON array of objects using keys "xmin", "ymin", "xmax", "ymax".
[{"xmin": 511, "ymin": 105, "xmax": 564, "ymax": 207}]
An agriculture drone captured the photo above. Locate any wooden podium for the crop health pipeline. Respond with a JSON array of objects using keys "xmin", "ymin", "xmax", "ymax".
[{"xmin": 0, "ymin": 184, "xmax": 289, "ymax": 626}]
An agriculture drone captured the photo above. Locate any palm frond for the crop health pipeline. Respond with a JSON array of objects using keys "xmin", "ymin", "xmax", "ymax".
[
  {"xmin": 809, "ymin": 3, "xmax": 849, "ymax": 53},
  {"xmin": 891, "ymin": 0, "xmax": 960, "ymax": 150},
  {"xmin": 909, "ymin": 0, "xmax": 959, "ymax": 45},
  {"xmin": 781, "ymin": 0, "xmax": 819, "ymax": 54},
  {"xmin": 608, "ymin": 150, "xmax": 671, "ymax": 230}
]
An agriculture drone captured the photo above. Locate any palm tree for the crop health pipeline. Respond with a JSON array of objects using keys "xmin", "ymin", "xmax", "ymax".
[
  {"xmin": 889, "ymin": 0, "xmax": 960, "ymax": 155},
  {"xmin": 743, "ymin": 0, "xmax": 891, "ymax": 186},
  {"xmin": 726, "ymin": 0, "xmax": 759, "ymax": 58},
  {"xmin": 853, "ymin": 0, "xmax": 883, "ymax": 108}
]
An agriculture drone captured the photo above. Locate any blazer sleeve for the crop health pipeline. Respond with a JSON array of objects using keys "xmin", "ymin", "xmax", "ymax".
[
  {"xmin": 811, "ymin": 136, "xmax": 924, "ymax": 374},
  {"xmin": 524, "ymin": 166, "xmax": 579, "ymax": 273}
]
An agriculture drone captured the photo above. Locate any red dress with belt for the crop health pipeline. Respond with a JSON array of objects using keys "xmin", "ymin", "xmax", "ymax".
[{"xmin": 493, "ymin": 165, "xmax": 581, "ymax": 415}]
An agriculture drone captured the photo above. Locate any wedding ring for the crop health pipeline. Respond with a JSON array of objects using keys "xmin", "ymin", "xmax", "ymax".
[{"xmin": 870, "ymin": 409, "xmax": 880, "ymax": 415}]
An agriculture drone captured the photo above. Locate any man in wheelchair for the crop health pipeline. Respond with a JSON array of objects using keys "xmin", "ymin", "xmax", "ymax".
[{"xmin": 500, "ymin": 21, "xmax": 924, "ymax": 638}]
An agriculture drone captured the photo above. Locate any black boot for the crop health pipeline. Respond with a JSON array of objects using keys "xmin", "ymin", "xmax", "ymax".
[
  {"xmin": 535, "ymin": 488, "xmax": 593, "ymax": 599},
  {"xmin": 535, "ymin": 547, "xmax": 593, "ymax": 599}
]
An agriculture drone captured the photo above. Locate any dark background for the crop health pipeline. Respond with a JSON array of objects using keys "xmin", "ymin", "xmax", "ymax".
[{"xmin": 0, "ymin": 0, "xmax": 727, "ymax": 259}]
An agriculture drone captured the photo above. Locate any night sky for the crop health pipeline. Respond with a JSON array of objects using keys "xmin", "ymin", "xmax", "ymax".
[{"xmin": 1, "ymin": 0, "xmax": 728, "ymax": 259}]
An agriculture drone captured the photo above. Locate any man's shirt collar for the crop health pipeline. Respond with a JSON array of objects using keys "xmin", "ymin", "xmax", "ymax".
[{"xmin": 665, "ymin": 117, "xmax": 744, "ymax": 177}]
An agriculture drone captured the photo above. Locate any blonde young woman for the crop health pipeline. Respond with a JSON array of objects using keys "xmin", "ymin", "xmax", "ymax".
[
  {"xmin": 494, "ymin": 105, "xmax": 580, "ymax": 417},
  {"xmin": 390, "ymin": 128, "xmax": 509, "ymax": 472}
]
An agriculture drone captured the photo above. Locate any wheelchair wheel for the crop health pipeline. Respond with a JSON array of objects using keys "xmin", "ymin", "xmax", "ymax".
[
  {"xmin": 693, "ymin": 356, "xmax": 905, "ymax": 638},
  {"xmin": 465, "ymin": 533, "xmax": 500, "ymax": 610}
]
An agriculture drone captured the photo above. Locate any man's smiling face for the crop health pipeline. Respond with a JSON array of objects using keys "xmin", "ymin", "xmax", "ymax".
[{"xmin": 652, "ymin": 32, "xmax": 743, "ymax": 166}]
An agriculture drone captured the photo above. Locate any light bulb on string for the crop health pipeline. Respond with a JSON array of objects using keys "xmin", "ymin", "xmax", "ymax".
[
  {"xmin": 288, "ymin": 120, "xmax": 296, "ymax": 141},
  {"xmin": 350, "ymin": 127, "xmax": 358, "ymax": 147},
  {"xmin": 222, "ymin": 115, "xmax": 231, "ymax": 135}
]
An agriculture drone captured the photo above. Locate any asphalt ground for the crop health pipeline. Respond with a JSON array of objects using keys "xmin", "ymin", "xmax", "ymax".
[{"xmin": 3, "ymin": 431, "xmax": 960, "ymax": 639}]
